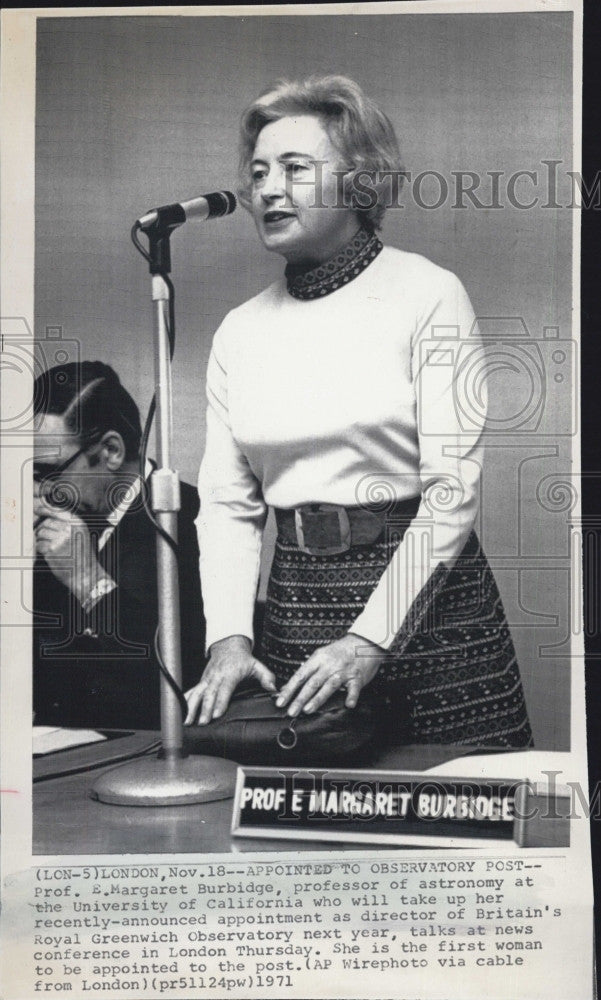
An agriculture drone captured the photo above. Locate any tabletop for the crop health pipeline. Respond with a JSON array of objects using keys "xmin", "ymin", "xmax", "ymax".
[{"xmin": 33, "ymin": 732, "xmax": 479, "ymax": 856}]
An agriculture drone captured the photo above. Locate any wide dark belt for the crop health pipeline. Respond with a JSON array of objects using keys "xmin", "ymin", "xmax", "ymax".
[{"xmin": 274, "ymin": 496, "xmax": 421, "ymax": 556}]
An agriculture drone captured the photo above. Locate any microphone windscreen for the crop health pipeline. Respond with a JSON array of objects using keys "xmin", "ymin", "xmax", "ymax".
[{"xmin": 204, "ymin": 191, "xmax": 237, "ymax": 218}]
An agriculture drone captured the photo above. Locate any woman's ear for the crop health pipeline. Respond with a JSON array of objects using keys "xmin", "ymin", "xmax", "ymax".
[{"xmin": 99, "ymin": 430, "xmax": 127, "ymax": 471}]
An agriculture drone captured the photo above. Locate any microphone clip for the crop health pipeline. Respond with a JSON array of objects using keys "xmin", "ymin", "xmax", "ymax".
[{"xmin": 137, "ymin": 205, "xmax": 186, "ymax": 275}]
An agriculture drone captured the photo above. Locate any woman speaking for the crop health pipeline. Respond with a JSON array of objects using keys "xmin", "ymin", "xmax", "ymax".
[{"xmin": 185, "ymin": 75, "xmax": 532, "ymax": 749}]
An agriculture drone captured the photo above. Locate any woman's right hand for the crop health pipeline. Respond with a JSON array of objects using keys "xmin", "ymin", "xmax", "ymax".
[{"xmin": 184, "ymin": 634, "xmax": 276, "ymax": 725}]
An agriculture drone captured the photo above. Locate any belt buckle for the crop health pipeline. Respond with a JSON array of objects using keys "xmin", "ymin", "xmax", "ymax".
[{"xmin": 294, "ymin": 504, "xmax": 351, "ymax": 556}]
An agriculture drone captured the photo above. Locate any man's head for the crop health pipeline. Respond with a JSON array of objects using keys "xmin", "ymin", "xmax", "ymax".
[{"xmin": 33, "ymin": 361, "xmax": 142, "ymax": 518}]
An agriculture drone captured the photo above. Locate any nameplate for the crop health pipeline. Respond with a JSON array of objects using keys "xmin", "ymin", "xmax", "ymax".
[{"xmin": 231, "ymin": 768, "xmax": 570, "ymax": 848}]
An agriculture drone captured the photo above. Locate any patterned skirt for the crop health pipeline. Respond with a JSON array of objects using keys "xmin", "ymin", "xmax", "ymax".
[{"xmin": 259, "ymin": 523, "xmax": 533, "ymax": 749}]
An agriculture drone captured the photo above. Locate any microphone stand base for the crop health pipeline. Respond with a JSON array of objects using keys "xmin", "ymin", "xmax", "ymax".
[{"xmin": 90, "ymin": 753, "xmax": 238, "ymax": 806}]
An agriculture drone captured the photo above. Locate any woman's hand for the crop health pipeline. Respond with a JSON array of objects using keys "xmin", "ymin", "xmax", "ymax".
[
  {"xmin": 275, "ymin": 633, "xmax": 384, "ymax": 717},
  {"xmin": 184, "ymin": 635, "xmax": 276, "ymax": 725}
]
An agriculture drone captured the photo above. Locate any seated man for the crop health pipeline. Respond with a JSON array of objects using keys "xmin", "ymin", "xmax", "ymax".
[{"xmin": 33, "ymin": 360, "xmax": 205, "ymax": 729}]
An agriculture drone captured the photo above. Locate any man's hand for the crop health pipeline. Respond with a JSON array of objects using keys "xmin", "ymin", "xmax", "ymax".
[
  {"xmin": 184, "ymin": 634, "xmax": 276, "ymax": 725},
  {"xmin": 275, "ymin": 633, "xmax": 384, "ymax": 717},
  {"xmin": 34, "ymin": 490, "xmax": 104, "ymax": 603}
]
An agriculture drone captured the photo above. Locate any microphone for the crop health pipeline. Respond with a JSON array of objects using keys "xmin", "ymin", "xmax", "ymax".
[{"xmin": 137, "ymin": 191, "xmax": 236, "ymax": 230}]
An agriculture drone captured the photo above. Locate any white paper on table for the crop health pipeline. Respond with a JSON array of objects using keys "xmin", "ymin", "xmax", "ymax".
[{"xmin": 32, "ymin": 726, "xmax": 107, "ymax": 756}]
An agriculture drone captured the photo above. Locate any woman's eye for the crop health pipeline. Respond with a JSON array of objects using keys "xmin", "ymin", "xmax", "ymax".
[
  {"xmin": 285, "ymin": 162, "xmax": 308, "ymax": 174},
  {"xmin": 251, "ymin": 169, "xmax": 266, "ymax": 183}
]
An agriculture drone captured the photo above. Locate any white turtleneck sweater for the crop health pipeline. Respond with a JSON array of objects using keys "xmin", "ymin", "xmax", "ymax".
[{"xmin": 197, "ymin": 245, "xmax": 486, "ymax": 652}]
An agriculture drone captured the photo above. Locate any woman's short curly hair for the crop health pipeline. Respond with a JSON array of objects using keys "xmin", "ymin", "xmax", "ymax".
[{"xmin": 238, "ymin": 75, "xmax": 403, "ymax": 231}]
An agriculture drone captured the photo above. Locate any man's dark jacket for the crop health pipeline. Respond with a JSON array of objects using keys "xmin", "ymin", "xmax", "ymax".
[{"xmin": 33, "ymin": 480, "xmax": 205, "ymax": 729}]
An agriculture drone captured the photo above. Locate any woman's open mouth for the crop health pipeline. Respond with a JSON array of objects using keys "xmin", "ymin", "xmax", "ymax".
[{"xmin": 263, "ymin": 210, "xmax": 296, "ymax": 227}]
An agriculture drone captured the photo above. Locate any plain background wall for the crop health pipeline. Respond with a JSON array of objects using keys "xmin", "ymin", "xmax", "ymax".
[{"xmin": 35, "ymin": 12, "xmax": 574, "ymax": 749}]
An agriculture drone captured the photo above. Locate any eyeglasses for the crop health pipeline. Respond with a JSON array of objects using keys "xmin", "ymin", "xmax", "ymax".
[{"xmin": 33, "ymin": 432, "xmax": 101, "ymax": 484}]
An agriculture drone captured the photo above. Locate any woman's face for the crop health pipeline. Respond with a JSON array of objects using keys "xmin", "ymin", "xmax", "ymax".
[{"xmin": 250, "ymin": 114, "xmax": 360, "ymax": 265}]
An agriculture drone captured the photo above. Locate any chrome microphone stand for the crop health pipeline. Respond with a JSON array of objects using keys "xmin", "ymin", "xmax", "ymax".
[{"xmin": 92, "ymin": 210, "xmax": 237, "ymax": 806}]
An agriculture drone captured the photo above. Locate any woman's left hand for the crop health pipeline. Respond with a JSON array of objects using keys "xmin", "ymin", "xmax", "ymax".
[{"xmin": 275, "ymin": 633, "xmax": 384, "ymax": 716}]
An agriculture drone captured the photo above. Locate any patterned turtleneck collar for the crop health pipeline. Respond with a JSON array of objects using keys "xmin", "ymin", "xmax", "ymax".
[{"xmin": 284, "ymin": 226, "xmax": 383, "ymax": 301}]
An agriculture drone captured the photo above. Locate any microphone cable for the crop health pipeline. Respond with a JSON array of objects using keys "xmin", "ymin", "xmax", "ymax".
[
  {"xmin": 33, "ymin": 737, "xmax": 162, "ymax": 783},
  {"xmin": 131, "ymin": 222, "xmax": 189, "ymax": 717}
]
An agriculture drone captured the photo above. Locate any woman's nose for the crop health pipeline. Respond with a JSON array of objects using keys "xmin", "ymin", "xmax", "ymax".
[{"xmin": 261, "ymin": 165, "xmax": 287, "ymax": 202}]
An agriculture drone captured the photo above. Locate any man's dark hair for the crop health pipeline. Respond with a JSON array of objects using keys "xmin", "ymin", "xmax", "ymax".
[{"xmin": 33, "ymin": 361, "xmax": 142, "ymax": 462}]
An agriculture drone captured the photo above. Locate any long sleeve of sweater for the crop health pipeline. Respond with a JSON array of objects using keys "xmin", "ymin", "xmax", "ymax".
[
  {"xmin": 349, "ymin": 272, "xmax": 485, "ymax": 648},
  {"xmin": 196, "ymin": 327, "xmax": 268, "ymax": 651}
]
